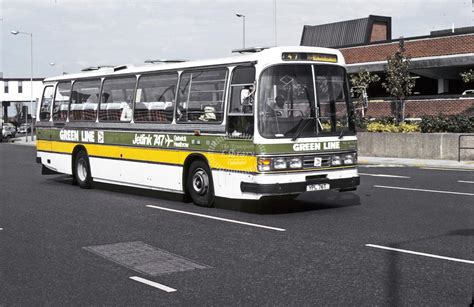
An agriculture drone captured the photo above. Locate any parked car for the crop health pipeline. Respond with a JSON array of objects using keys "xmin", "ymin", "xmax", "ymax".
[
  {"xmin": 18, "ymin": 123, "xmax": 33, "ymax": 134},
  {"xmin": 462, "ymin": 89, "xmax": 474, "ymax": 96},
  {"xmin": 2, "ymin": 123, "xmax": 17, "ymax": 139}
]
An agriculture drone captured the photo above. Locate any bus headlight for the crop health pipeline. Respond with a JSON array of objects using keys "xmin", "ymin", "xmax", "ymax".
[
  {"xmin": 273, "ymin": 157, "xmax": 287, "ymax": 170},
  {"xmin": 331, "ymin": 155, "xmax": 342, "ymax": 166},
  {"xmin": 343, "ymin": 153, "xmax": 355, "ymax": 165},
  {"xmin": 288, "ymin": 157, "xmax": 302, "ymax": 169},
  {"xmin": 258, "ymin": 158, "xmax": 272, "ymax": 172}
]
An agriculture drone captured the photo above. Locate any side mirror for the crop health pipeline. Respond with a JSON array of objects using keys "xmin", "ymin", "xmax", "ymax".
[{"xmin": 240, "ymin": 88, "xmax": 251, "ymax": 106}]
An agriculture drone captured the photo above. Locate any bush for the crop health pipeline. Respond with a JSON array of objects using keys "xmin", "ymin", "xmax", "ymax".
[
  {"xmin": 420, "ymin": 115, "xmax": 474, "ymax": 133},
  {"xmin": 366, "ymin": 121, "xmax": 420, "ymax": 133}
]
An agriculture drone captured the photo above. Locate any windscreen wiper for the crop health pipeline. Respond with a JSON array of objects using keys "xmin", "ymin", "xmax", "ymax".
[
  {"xmin": 291, "ymin": 118, "xmax": 313, "ymax": 141},
  {"xmin": 339, "ymin": 128, "xmax": 345, "ymax": 139}
]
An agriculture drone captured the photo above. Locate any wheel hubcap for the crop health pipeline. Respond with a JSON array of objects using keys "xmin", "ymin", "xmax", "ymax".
[
  {"xmin": 77, "ymin": 158, "xmax": 87, "ymax": 182},
  {"xmin": 192, "ymin": 169, "xmax": 209, "ymax": 195}
]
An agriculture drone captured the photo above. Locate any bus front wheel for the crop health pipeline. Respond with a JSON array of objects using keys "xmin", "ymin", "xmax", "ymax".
[
  {"xmin": 74, "ymin": 150, "xmax": 93, "ymax": 189},
  {"xmin": 187, "ymin": 160, "xmax": 215, "ymax": 207}
]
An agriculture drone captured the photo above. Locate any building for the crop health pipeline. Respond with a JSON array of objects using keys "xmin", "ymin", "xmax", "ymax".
[
  {"xmin": 0, "ymin": 72, "xmax": 44, "ymax": 122},
  {"xmin": 301, "ymin": 16, "xmax": 474, "ymax": 118}
]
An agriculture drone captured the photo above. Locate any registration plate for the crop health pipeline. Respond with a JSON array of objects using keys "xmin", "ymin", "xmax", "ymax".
[{"xmin": 306, "ymin": 183, "xmax": 330, "ymax": 192}]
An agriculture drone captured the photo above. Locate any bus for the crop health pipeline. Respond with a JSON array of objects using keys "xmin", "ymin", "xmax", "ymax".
[{"xmin": 36, "ymin": 46, "xmax": 359, "ymax": 207}]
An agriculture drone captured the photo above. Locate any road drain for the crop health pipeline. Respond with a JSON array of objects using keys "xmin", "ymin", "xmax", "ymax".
[{"xmin": 84, "ymin": 241, "xmax": 210, "ymax": 276}]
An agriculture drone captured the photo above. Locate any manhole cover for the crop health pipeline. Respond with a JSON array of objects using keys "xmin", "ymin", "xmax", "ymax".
[{"xmin": 84, "ymin": 241, "xmax": 210, "ymax": 276}]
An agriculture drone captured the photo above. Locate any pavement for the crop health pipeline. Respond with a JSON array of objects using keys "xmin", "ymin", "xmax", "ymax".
[
  {"xmin": 6, "ymin": 135, "xmax": 474, "ymax": 170},
  {"xmin": 359, "ymin": 156, "xmax": 474, "ymax": 170}
]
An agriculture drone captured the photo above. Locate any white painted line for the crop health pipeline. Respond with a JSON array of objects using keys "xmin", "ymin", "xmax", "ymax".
[
  {"xmin": 146, "ymin": 205, "xmax": 286, "ymax": 232},
  {"xmin": 366, "ymin": 244, "xmax": 474, "ymax": 265},
  {"xmin": 359, "ymin": 173, "xmax": 410, "ymax": 178},
  {"xmin": 421, "ymin": 167, "xmax": 474, "ymax": 172},
  {"xmin": 359, "ymin": 164, "xmax": 405, "ymax": 168},
  {"xmin": 374, "ymin": 185, "xmax": 474, "ymax": 196},
  {"xmin": 458, "ymin": 180, "xmax": 474, "ymax": 184},
  {"xmin": 0, "ymin": 228, "xmax": 3, "ymax": 231},
  {"xmin": 130, "ymin": 276, "xmax": 176, "ymax": 293}
]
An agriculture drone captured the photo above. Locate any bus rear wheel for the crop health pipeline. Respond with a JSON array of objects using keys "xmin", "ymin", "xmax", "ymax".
[
  {"xmin": 187, "ymin": 160, "xmax": 215, "ymax": 207},
  {"xmin": 74, "ymin": 150, "xmax": 93, "ymax": 189}
]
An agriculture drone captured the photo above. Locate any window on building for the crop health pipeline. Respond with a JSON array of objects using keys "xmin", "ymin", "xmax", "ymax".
[
  {"xmin": 176, "ymin": 68, "xmax": 227, "ymax": 123},
  {"xmin": 52, "ymin": 82, "xmax": 71, "ymax": 122},
  {"xmin": 134, "ymin": 73, "xmax": 178, "ymax": 123},
  {"xmin": 18, "ymin": 81, "xmax": 23, "ymax": 94},
  {"xmin": 4, "ymin": 81, "xmax": 9, "ymax": 94},
  {"xmin": 40, "ymin": 86, "xmax": 54, "ymax": 121},
  {"xmin": 70, "ymin": 79, "xmax": 101, "ymax": 121},
  {"xmin": 99, "ymin": 76, "xmax": 136, "ymax": 122}
]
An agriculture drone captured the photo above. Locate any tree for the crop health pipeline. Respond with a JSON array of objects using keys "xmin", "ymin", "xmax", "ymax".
[
  {"xmin": 460, "ymin": 69, "xmax": 474, "ymax": 83},
  {"xmin": 382, "ymin": 38, "xmax": 416, "ymax": 123},
  {"xmin": 350, "ymin": 69, "xmax": 380, "ymax": 117}
]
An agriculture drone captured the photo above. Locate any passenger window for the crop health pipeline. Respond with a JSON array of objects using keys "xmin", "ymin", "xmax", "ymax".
[
  {"xmin": 52, "ymin": 82, "xmax": 71, "ymax": 122},
  {"xmin": 134, "ymin": 73, "xmax": 177, "ymax": 123},
  {"xmin": 177, "ymin": 69, "xmax": 227, "ymax": 123},
  {"xmin": 70, "ymin": 79, "xmax": 101, "ymax": 121},
  {"xmin": 227, "ymin": 66, "xmax": 255, "ymax": 137},
  {"xmin": 40, "ymin": 86, "xmax": 54, "ymax": 121},
  {"xmin": 100, "ymin": 77, "xmax": 136, "ymax": 122}
]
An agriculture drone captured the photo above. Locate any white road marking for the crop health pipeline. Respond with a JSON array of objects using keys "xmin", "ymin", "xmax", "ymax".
[
  {"xmin": 359, "ymin": 164, "xmax": 405, "ymax": 168},
  {"xmin": 421, "ymin": 167, "xmax": 474, "ymax": 172},
  {"xmin": 458, "ymin": 180, "xmax": 474, "ymax": 184},
  {"xmin": 359, "ymin": 173, "xmax": 410, "ymax": 178},
  {"xmin": 146, "ymin": 205, "xmax": 286, "ymax": 232},
  {"xmin": 366, "ymin": 244, "xmax": 474, "ymax": 265},
  {"xmin": 129, "ymin": 276, "xmax": 176, "ymax": 292},
  {"xmin": 0, "ymin": 228, "xmax": 3, "ymax": 231},
  {"xmin": 374, "ymin": 185, "xmax": 474, "ymax": 196}
]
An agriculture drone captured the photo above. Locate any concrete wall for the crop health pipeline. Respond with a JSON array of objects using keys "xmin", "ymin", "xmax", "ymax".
[{"xmin": 358, "ymin": 132, "xmax": 474, "ymax": 161}]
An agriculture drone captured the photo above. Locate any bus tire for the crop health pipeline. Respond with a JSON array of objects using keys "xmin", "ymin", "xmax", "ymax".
[
  {"xmin": 74, "ymin": 150, "xmax": 93, "ymax": 189},
  {"xmin": 187, "ymin": 160, "xmax": 215, "ymax": 207}
]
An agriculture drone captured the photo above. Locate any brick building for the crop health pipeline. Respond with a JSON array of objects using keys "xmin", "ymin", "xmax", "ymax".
[{"xmin": 301, "ymin": 15, "xmax": 474, "ymax": 117}]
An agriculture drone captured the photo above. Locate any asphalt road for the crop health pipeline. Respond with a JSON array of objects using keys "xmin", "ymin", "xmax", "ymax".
[{"xmin": 1, "ymin": 144, "xmax": 473, "ymax": 305}]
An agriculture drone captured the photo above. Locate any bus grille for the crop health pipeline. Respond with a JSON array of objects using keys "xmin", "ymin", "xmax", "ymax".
[{"xmin": 303, "ymin": 155, "xmax": 331, "ymax": 169}]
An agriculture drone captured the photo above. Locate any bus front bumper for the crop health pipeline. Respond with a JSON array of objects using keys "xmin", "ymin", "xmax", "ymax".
[{"xmin": 240, "ymin": 176, "xmax": 360, "ymax": 195}]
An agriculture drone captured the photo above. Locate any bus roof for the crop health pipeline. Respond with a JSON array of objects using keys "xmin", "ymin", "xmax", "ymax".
[{"xmin": 44, "ymin": 46, "xmax": 345, "ymax": 83}]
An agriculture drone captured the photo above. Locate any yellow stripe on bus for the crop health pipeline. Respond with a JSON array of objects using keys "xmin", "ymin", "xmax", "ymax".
[{"xmin": 37, "ymin": 140, "xmax": 257, "ymax": 172}]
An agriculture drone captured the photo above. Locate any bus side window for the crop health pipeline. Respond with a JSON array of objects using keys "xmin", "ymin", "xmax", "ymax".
[
  {"xmin": 227, "ymin": 65, "xmax": 255, "ymax": 137},
  {"xmin": 176, "ymin": 68, "xmax": 227, "ymax": 123},
  {"xmin": 39, "ymin": 86, "xmax": 54, "ymax": 121},
  {"xmin": 52, "ymin": 82, "xmax": 71, "ymax": 122},
  {"xmin": 69, "ymin": 79, "xmax": 101, "ymax": 121},
  {"xmin": 99, "ymin": 76, "xmax": 136, "ymax": 122},
  {"xmin": 134, "ymin": 73, "xmax": 177, "ymax": 123}
]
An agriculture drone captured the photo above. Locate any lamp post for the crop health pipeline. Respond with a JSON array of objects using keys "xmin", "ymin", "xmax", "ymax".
[
  {"xmin": 50, "ymin": 62, "xmax": 64, "ymax": 75},
  {"xmin": 11, "ymin": 30, "xmax": 33, "ymax": 142},
  {"xmin": 235, "ymin": 13, "xmax": 246, "ymax": 48}
]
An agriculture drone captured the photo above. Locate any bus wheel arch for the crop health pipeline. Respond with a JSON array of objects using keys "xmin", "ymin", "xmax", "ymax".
[
  {"xmin": 72, "ymin": 145, "xmax": 93, "ymax": 189},
  {"xmin": 183, "ymin": 154, "xmax": 215, "ymax": 207}
]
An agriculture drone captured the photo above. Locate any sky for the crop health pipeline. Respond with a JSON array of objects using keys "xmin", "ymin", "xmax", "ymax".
[{"xmin": 1, "ymin": 0, "xmax": 473, "ymax": 78}]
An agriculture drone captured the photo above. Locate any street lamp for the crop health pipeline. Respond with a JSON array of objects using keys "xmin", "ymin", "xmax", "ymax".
[
  {"xmin": 50, "ymin": 62, "xmax": 65, "ymax": 75},
  {"xmin": 235, "ymin": 13, "xmax": 246, "ymax": 48},
  {"xmin": 11, "ymin": 30, "xmax": 33, "ymax": 142}
]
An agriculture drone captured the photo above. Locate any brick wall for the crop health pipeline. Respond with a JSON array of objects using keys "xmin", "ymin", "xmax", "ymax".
[
  {"xmin": 370, "ymin": 23, "xmax": 388, "ymax": 42},
  {"xmin": 366, "ymin": 98, "xmax": 474, "ymax": 118},
  {"xmin": 341, "ymin": 34, "xmax": 474, "ymax": 64}
]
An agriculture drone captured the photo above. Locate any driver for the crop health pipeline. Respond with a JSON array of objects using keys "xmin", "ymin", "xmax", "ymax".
[{"xmin": 270, "ymin": 90, "xmax": 288, "ymax": 117}]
